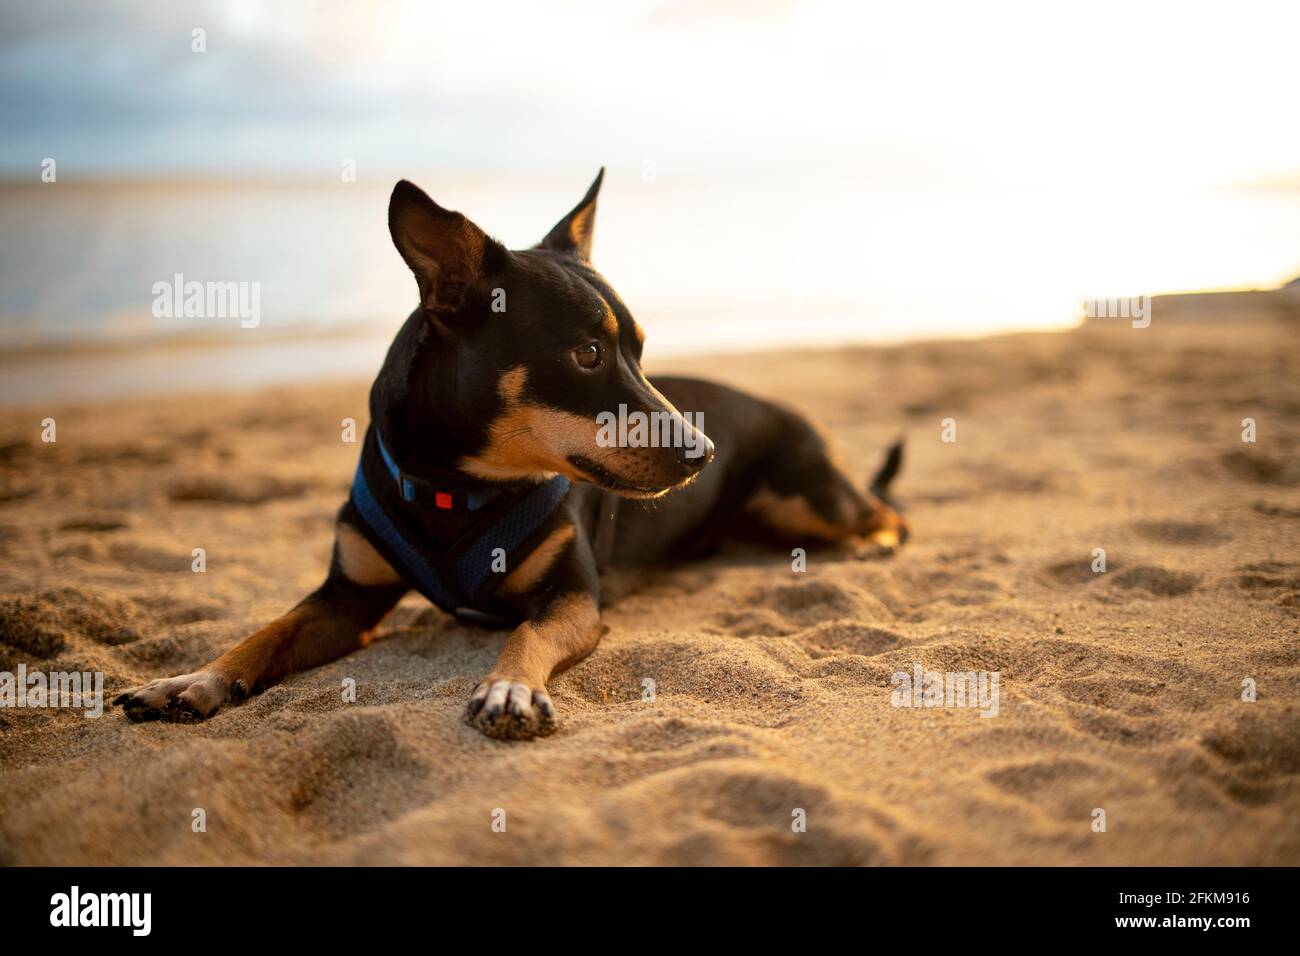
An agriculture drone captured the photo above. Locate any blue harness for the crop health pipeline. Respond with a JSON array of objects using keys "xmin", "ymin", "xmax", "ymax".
[{"xmin": 349, "ymin": 431, "xmax": 571, "ymax": 627}]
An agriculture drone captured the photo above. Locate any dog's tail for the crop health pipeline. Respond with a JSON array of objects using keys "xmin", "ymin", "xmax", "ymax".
[{"xmin": 868, "ymin": 437, "xmax": 904, "ymax": 506}]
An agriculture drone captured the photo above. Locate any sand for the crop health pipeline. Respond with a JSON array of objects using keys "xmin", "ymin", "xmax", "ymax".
[{"xmin": 1, "ymin": 314, "xmax": 1297, "ymax": 865}]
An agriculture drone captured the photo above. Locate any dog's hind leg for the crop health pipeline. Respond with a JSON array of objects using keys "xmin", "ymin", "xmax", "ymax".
[
  {"xmin": 114, "ymin": 518, "xmax": 407, "ymax": 722},
  {"xmin": 742, "ymin": 430, "xmax": 910, "ymax": 554}
]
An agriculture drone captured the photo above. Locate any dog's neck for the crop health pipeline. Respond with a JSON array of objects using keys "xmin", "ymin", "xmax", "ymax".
[{"xmin": 368, "ymin": 311, "xmax": 513, "ymax": 492}]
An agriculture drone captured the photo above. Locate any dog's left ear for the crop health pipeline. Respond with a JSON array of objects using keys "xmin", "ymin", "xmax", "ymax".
[{"xmin": 537, "ymin": 167, "xmax": 604, "ymax": 260}]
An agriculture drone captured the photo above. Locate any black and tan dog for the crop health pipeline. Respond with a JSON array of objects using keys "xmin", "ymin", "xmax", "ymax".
[{"xmin": 113, "ymin": 170, "xmax": 909, "ymax": 740}]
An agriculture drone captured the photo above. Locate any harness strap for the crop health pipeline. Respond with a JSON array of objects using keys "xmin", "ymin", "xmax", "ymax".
[
  {"xmin": 454, "ymin": 476, "xmax": 572, "ymax": 603},
  {"xmin": 350, "ymin": 434, "xmax": 571, "ymax": 622},
  {"xmin": 351, "ymin": 456, "xmax": 457, "ymax": 609}
]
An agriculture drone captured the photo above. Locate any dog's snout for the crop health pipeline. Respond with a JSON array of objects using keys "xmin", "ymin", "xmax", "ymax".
[{"xmin": 678, "ymin": 433, "xmax": 714, "ymax": 472}]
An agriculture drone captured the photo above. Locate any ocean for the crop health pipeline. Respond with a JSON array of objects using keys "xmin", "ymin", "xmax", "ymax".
[{"xmin": 1, "ymin": 174, "xmax": 1297, "ymax": 405}]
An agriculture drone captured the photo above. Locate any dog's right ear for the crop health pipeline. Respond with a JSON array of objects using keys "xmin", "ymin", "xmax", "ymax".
[{"xmin": 388, "ymin": 180, "xmax": 501, "ymax": 320}]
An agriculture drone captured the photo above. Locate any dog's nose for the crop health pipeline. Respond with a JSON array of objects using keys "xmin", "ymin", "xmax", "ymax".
[{"xmin": 678, "ymin": 434, "xmax": 714, "ymax": 472}]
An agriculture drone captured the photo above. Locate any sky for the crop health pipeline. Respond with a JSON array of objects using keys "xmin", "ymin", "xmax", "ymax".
[{"xmin": 2, "ymin": 0, "xmax": 1299, "ymax": 190}]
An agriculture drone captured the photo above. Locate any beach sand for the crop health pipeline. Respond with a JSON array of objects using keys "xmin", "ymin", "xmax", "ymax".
[{"xmin": 1, "ymin": 314, "xmax": 1297, "ymax": 865}]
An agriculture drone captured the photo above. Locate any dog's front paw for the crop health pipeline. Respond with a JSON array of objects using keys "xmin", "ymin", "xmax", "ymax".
[
  {"xmin": 465, "ymin": 676, "xmax": 557, "ymax": 740},
  {"xmin": 113, "ymin": 670, "xmax": 242, "ymax": 723}
]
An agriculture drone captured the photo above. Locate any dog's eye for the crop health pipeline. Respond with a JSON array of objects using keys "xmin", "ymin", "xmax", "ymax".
[{"xmin": 572, "ymin": 342, "xmax": 603, "ymax": 370}]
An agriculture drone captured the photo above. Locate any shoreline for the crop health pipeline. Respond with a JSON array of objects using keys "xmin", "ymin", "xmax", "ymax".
[{"xmin": 4, "ymin": 279, "xmax": 1295, "ymax": 409}]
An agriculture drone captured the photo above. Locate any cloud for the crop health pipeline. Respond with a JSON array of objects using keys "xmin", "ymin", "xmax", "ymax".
[{"xmin": 1, "ymin": 0, "xmax": 1297, "ymax": 185}]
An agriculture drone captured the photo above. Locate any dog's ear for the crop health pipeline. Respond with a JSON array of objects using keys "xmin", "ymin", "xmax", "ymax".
[
  {"xmin": 537, "ymin": 167, "xmax": 604, "ymax": 260},
  {"xmin": 389, "ymin": 180, "xmax": 502, "ymax": 319}
]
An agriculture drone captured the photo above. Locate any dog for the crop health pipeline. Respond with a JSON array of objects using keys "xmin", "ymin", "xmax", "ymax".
[{"xmin": 113, "ymin": 169, "xmax": 909, "ymax": 740}]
